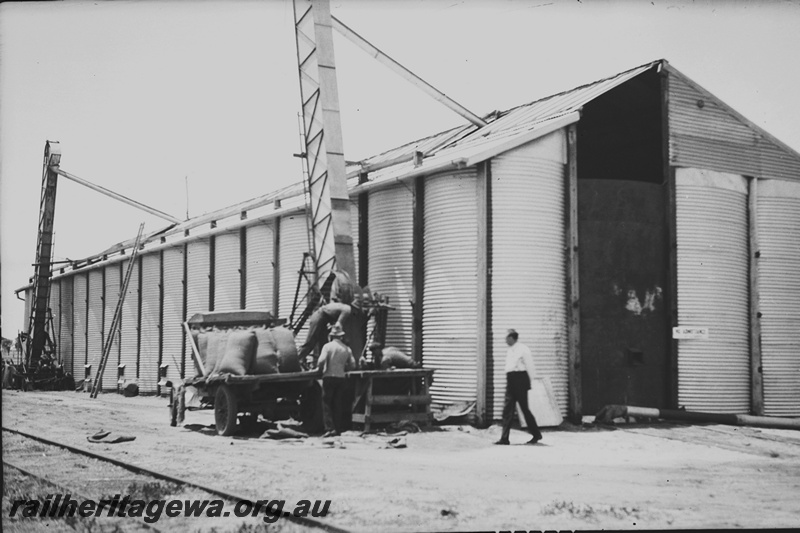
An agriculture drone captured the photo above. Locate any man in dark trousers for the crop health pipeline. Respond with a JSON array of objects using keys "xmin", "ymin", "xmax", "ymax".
[
  {"xmin": 317, "ymin": 323, "xmax": 356, "ymax": 437},
  {"xmin": 495, "ymin": 329, "xmax": 543, "ymax": 445}
]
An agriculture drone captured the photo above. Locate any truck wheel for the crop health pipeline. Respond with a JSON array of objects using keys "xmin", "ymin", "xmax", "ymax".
[{"xmin": 214, "ymin": 385, "xmax": 238, "ymax": 436}]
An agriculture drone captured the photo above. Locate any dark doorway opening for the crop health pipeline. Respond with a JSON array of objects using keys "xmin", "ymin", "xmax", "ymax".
[{"xmin": 577, "ymin": 68, "xmax": 671, "ymax": 414}]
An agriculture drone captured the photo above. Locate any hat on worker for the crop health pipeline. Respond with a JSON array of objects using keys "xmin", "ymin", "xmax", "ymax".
[
  {"xmin": 506, "ymin": 328, "xmax": 519, "ymax": 339},
  {"xmin": 329, "ymin": 324, "xmax": 346, "ymax": 338}
]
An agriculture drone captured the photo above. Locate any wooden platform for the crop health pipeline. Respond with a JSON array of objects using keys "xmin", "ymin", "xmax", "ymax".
[{"xmin": 347, "ymin": 369, "xmax": 434, "ymax": 431}]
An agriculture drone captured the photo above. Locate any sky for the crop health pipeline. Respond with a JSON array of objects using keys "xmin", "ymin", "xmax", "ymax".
[{"xmin": 2, "ymin": 0, "xmax": 800, "ymax": 337}]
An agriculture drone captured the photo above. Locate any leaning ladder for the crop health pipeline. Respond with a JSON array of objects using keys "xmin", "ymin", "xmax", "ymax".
[{"xmin": 90, "ymin": 223, "xmax": 145, "ymax": 398}]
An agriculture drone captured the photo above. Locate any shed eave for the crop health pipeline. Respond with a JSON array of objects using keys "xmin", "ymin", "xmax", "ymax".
[{"xmin": 350, "ymin": 112, "xmax": 581, "ymax": 195}]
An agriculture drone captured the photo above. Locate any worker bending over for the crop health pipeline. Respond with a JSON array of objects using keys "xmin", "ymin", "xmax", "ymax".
[
  {"xmin": 317, "ymin": 324, "xmax": 355, "ymax": 437},
  {"xmin": 298, "ymin": 302, "xmax": 352, "ymax": 366}
]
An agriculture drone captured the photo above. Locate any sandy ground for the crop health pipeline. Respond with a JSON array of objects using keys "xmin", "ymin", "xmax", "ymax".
[{"xmin": 2, "ymin": 389, "xmax": 800, "ymax": 532}]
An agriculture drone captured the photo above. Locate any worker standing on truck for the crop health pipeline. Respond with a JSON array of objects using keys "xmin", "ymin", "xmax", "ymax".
[
  {"xmin": 317, "ymin": 323, "xmax": 355, "ymax": 437},
  {"xmin": 495, "ymin": 328, "xmax": 543, "ymax": 445}
]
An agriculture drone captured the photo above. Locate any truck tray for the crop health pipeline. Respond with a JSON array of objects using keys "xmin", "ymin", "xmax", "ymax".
[{"xmin": 185, "ymin": 369, "xmax": 321, "ymax": 388}]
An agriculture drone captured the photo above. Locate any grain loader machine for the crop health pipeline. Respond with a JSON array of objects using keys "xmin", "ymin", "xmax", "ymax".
[
  {"xmin": 285, "ymin": 0, "xmax": 391, "ymax": 366},
  {"xmin": 285, "ymin": 0, "xmax": 488, "ymax": 367},
  {"xmin": 13, "ymin": 141, "xmax": 181, "ymax": 391},
  {"xmin": 12, "ymin": 141, "xmax": 67, "ymax": 390}
]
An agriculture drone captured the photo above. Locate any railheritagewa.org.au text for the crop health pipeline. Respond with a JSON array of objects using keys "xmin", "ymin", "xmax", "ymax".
[{"xmin": 8, "ymin": 494, "xmax": 331, "ymax": 524}]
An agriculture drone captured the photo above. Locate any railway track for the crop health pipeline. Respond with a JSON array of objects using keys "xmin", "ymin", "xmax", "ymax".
[
  {"xmin": 2, "ymin": 426, "xmax": 348, "ymax": 533},
  {"xmin": 4, "ymin": 458, "xmax": 157, "ymax": 533}
]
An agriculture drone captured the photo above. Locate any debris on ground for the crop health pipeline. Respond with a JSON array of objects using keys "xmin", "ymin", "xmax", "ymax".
[
  {"xmin": 385, "ymin": 436, "xmax": 406, "ymax": 449},
  {"xmin": 273, "ymin": 417, "xmax": 303, "ymax": 428},
  {"xmin": 260, "ymin": 424, "xmax": 309, "ymax": 440},
  {"xmin": 432, "ymin": 401, "xmax": 475, "ymax": 422},
  {"xmin": 87, "ymin": 430, "xmax": 136, "ymax": 444}
]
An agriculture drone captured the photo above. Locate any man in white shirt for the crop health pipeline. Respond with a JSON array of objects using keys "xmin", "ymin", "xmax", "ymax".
[
  {"xmin": 317, "ymin": 323, "xmax": 356, "ymax": 437},
  {"xmin": 495, "ymin": 329, "xmax": 543, "ymax": 445}
]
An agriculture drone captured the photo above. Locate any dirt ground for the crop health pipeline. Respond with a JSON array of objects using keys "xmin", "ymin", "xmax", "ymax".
[{"xmin": 2, "ymin": 389, "xmax": 800, "ymax": 531}]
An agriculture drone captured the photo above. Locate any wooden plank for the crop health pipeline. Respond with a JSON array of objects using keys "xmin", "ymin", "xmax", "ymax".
[
  {"xmin": 352, "ymin": 380, "xmax": 367, "ymax": 411},
  {"xmin": 422, "ymin": 372, "xmax": 431, "ymax": 417},
  {"xmin": 272, "ymin": 216, "xmax": 281, "ymax": 318},
  {"xmin": 136, "ymin": 255, "xmax": 143, "ymax": 380},
  {"xmin": 357, "ymin": 191, "xmax": 368, "ymax": 287},
  {"xmin": 410, "ymin": 376, "xmax": 419, "ymax": 413},
  {"xmin": 662, "ymin": 70, "xmax": 680, "ymax": 410},
  {"xmin": 666, "ymin": 166, "xmax": 680, "ymax": 409},
  {"xmin": 347, "ymin": 369, "xmax": 433, "ymax": 378},
  {"xmin": 475, "ymin": 160, "xmax": 490, "ymax": 427},
  {"xmin": 157, "ymin": 249, "xmax": 165, "ymax": 395},
  {"xmin": 749, "ymin": 177, "xmax": 764, "ymax": 416},
  {"xmin": 365, "ymin": 378, "xmax": 373, "ymax": 432},
  {"xmin": 181, "ymin": 243, "xmax": 188, "ymax": 379},
  {"xmin": 209, "ymin": 235, "xmax": 216, "ymax": 312},
  {"xmin": 566, "ymin": 123, "xmax": 582, "ymax": 420},
  {"xmin": 240, "ymin": 227, "xmax": 247, "ymax": 310},
  {"xmin": 411, "ymin": 176, "xmax": 425, "ymax": 363},
  {"xmin": 370, "ymin": 394, "xmax": 431, "ymax": 406}
]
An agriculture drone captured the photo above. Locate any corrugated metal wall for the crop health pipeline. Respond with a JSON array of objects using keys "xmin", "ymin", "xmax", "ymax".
[
  {"xmin": 102, "ymin": 265, "xmax": 121, "ymax": 391},
  {"xmin": 669, "ymin": 74, "xmax": 800, "ymax": 181},
  {"xmin": 186, "ymin": 239, "xmax": 211, "ymax": 317},
  {"xmin": 185, "ymin": 239, "xmax": 210, "ymax": 376},
  {"xmin": 757, "ymin": 179, "xmax": 800, "ymax": 416},
  {"xmin": 49, "ymin": 280, "xmax": 61, "ymax": 364},
  {"xmin": 490, "ymin": 133, "xmax": 569, "ymax": 418},
  {"xmin": 214, "ymin": 231, "xmax": 241, "ymax": 311},
  {"xmin": 139, "ymin": 253, "xmax": 161, "ymax": 393},
  {"xmin": 162, "ymin": 246, "xmax": 185, "ymax": 384},
  {"xmin": 59, "ymin": 277, "xmax": 74, "ymax": 376},
  {"xmin": 368, "ymin": 185, "xmax": 414, "ymax": 354},
  {"xmin": 87, "ymin": 270, "xmax": 104, "ymax": 383},
  {"xmin": 279, "ymin": 214, "xmax": 310, "ymax": 344},
  {"xmin": 423, "ymin": 169, "xmax": 479, "ymax": 407},
  {"xmin": 676, "ymin": 168, "xmax": 749, "ymax": 413},
  {"xmin": 245, "ymin": 223, "xmax": 274, "ymax": 311}
]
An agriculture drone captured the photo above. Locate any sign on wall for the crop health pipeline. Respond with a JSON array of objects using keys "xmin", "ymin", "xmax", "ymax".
[{"xmin": 673, "ymin": 327, "xmax": 710, "ymax": 340}]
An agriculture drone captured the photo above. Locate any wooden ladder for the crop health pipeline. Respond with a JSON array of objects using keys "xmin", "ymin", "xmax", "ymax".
[{"xmin": 90, "ymin": 223, "xmax": 145, "ymax": 398}]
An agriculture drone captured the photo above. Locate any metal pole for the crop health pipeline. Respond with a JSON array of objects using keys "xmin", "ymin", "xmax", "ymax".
[
  {"xmin": 54, "ymin": 168, "xmax": 182, "ymax": 224},
  {"xmin": 331, "ymin": 15, "xmax": 487, "ymax": 128}
]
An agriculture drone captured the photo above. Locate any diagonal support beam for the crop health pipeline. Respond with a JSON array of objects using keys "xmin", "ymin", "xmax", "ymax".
[
  {"xmin": 331, "ymin": 15, "xmax": 487, "ymax": 128},
  {"xmin": 55, "ymin": 168, "xmax": 182, "ymax": 224}
]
